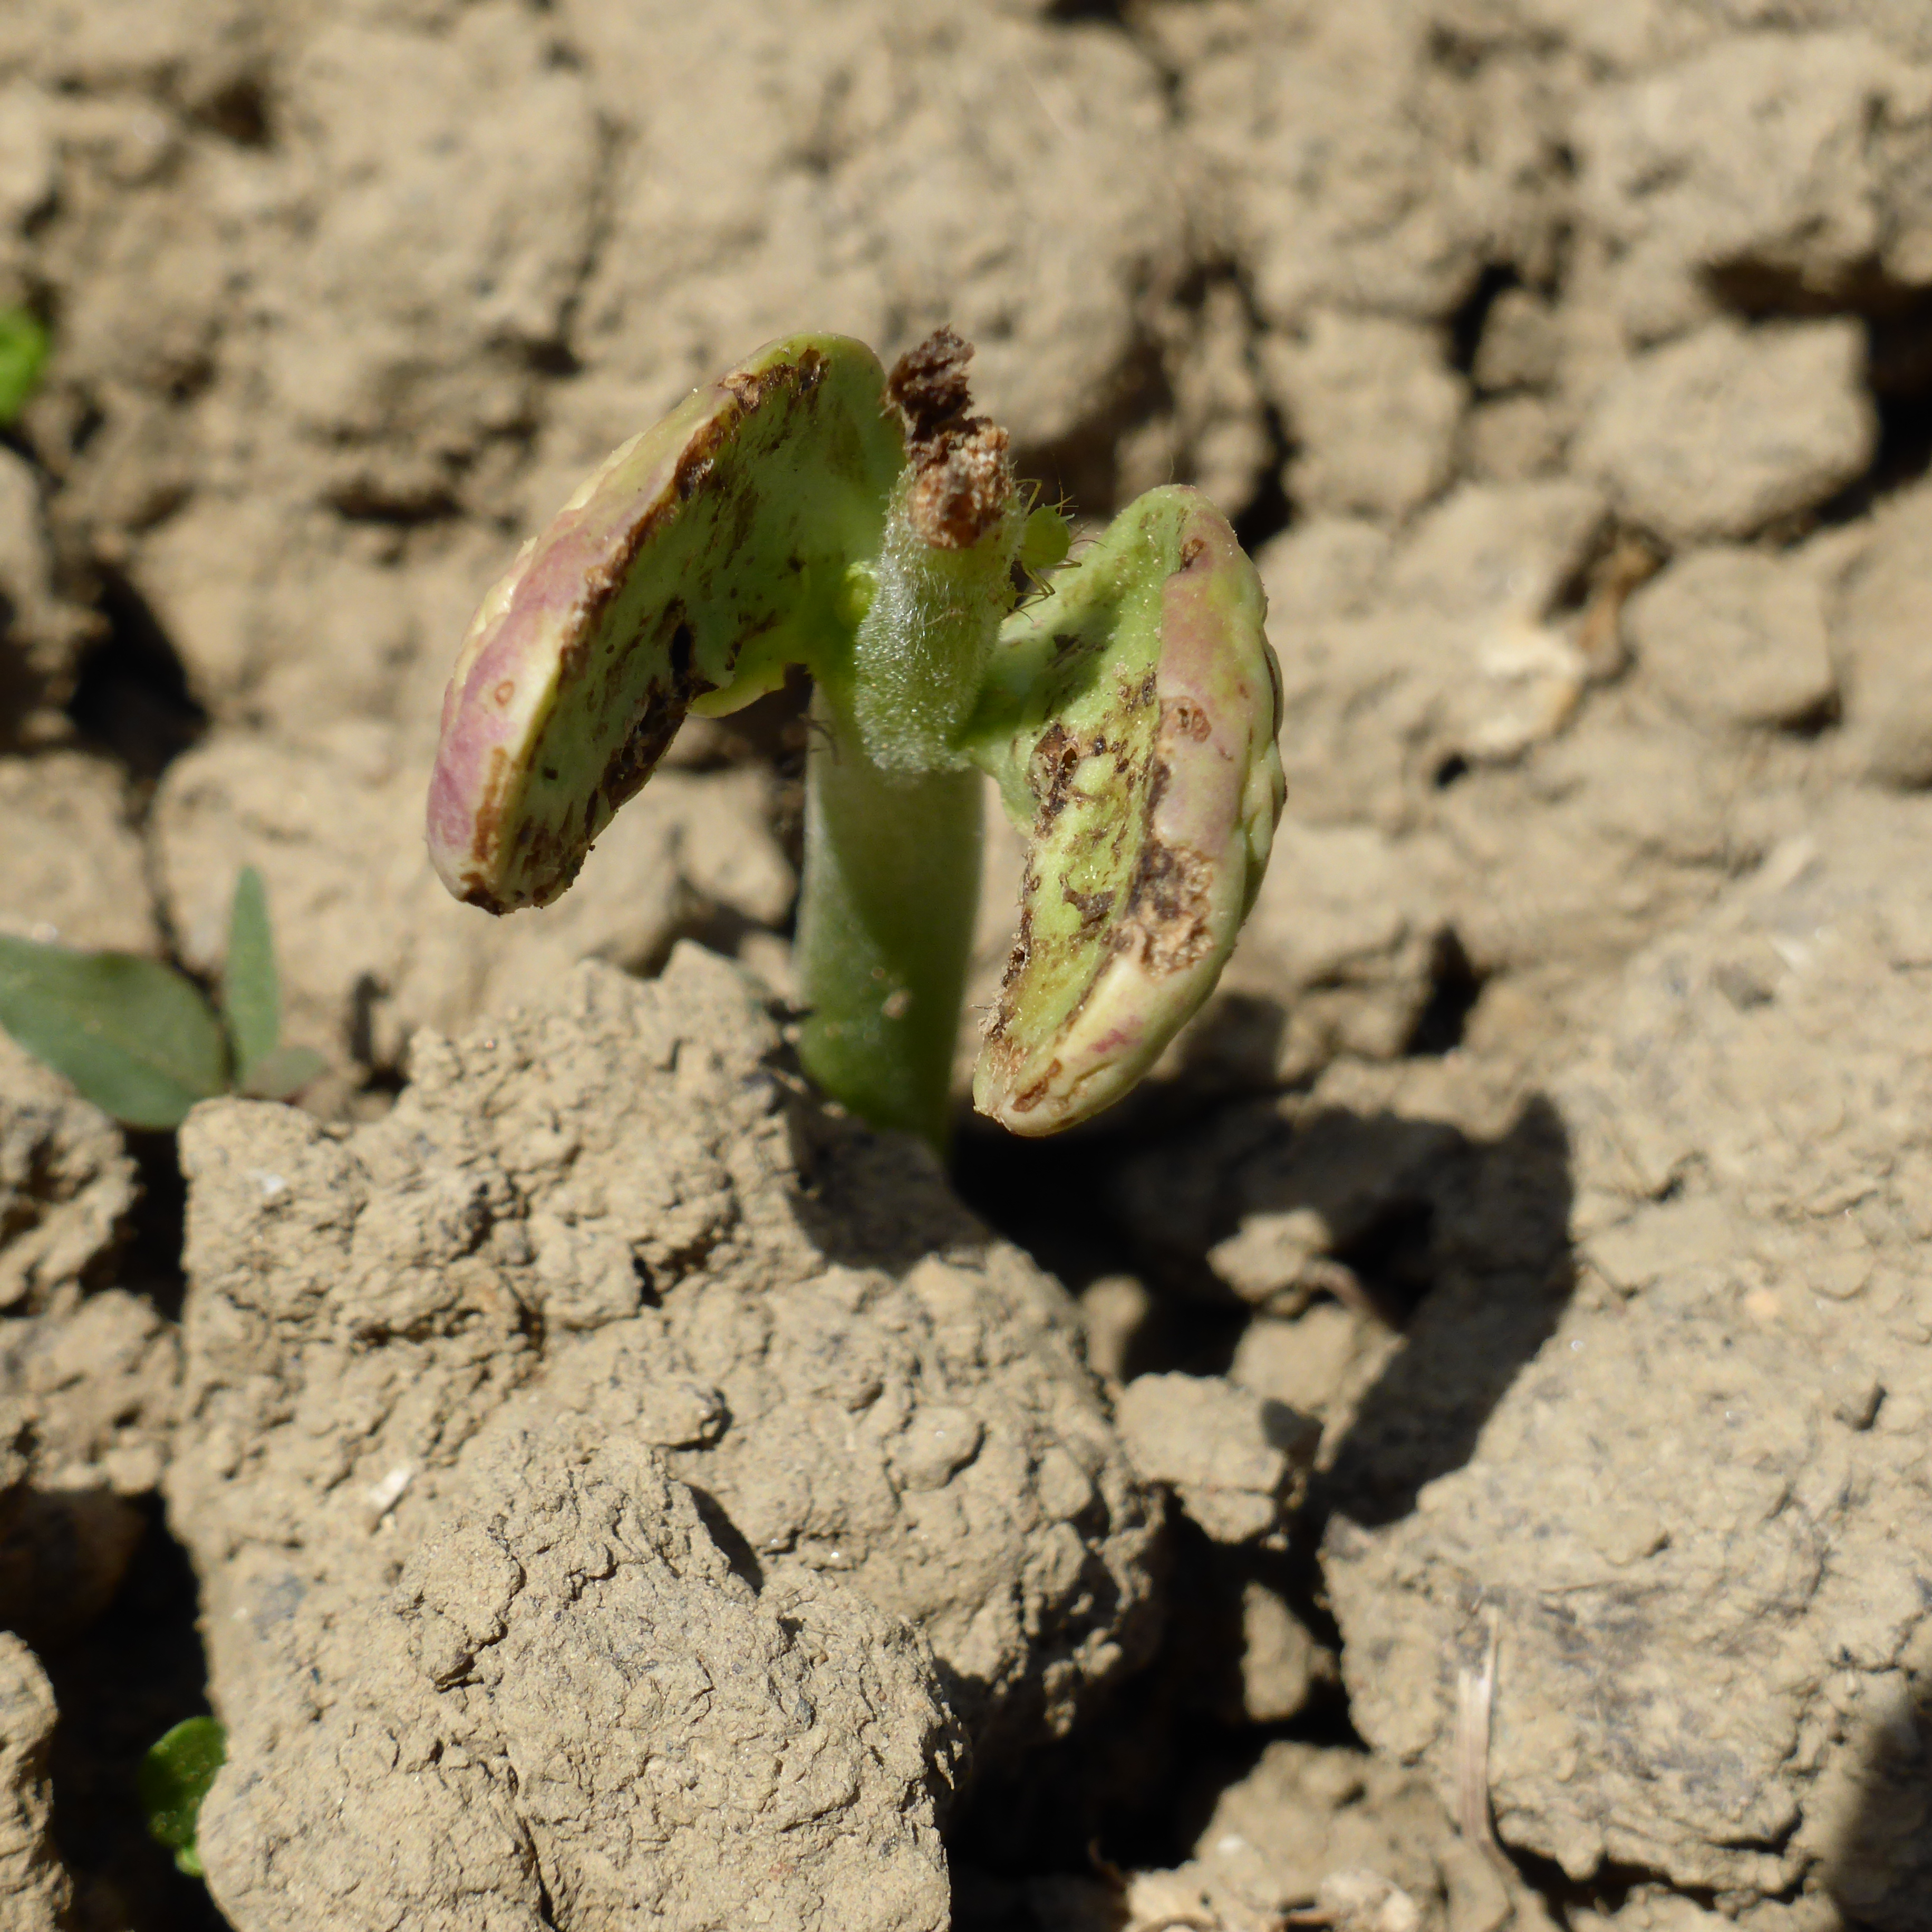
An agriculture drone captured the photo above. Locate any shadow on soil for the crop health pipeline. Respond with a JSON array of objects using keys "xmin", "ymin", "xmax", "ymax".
[
  {"xmin": 950, "ymin": 1083, "xmax": 1578, "ymax": 1897},
  {"xmin": 960, "ymin": 1086, "xmax": 1576, "ymax": 1527},
  {"xmin": 69, "ymin": 567, "xmax": 207, "ymax": 795},
  {"xmin": 35, "ymin": 1498, "xmax": 227, "ymax": 1932},
  {"xmin": 1319, "ymin": 1093, "xmax": 1574, "ymax": 1528},
  {"xmin": 1821, "ymin": 1677, "xmax": 1932, "ymax": 1932},
  {"xmin": 1520, "ymin": 1698, "xmax": 1932, "ymax": 1932}
]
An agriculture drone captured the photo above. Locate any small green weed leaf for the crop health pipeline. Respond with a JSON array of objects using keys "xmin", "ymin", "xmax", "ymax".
[
  {"xmin": 0, "ymin": 310, "xmax": 49, "ymax": 425},
  {"xmin": 0, "ymin": 937, "xmax": 228, "ymax": 1129},
  {"xmin": 221, "ymin": 865, "xmax": 280, "ymax": 1078},
  {"xmin": 237, "ymin": 1041, "xmax": 326, "ymax": 1101},
  {"xmin": 139, "ymin": 1715, "xmax": 225, "ymax": 1879}
]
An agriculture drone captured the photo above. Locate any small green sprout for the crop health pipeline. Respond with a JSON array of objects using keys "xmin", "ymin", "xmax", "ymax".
[
  {"xmin": 139, "ymin": 1715, "xmax": 225, "ymax": 1878},
  {"xmin": 0, "ymin": 309, "xmax": 49, "ymax": 425},
  {"xmin": 427, "ymin": 331, "xmax": 1283, "ymax": 1146},
  {"xmin": 0, "ymin": 867, "xmax": 325, "ymax": 1129}
]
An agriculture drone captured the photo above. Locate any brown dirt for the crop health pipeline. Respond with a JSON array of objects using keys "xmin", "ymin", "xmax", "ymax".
[{"xmin": 4, "ymin": 1, "xmax": 1932, "ymax": 1927}]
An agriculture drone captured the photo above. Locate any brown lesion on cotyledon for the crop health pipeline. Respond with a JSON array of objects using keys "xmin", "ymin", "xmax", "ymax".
[
  {"xmin": 458, "ymin": 745, "xmax": 515, "ymax": 907},
  {"xmin": 1009, "ymin": 1060, "xmax": 1063, "ymax": 1115},
  {"xmin": 594, "ymin": 695, "xmax": 681, "ymax": 822},
  {"xmin": 988, "ymin": 596, "xmax": 1212, "ymax": 1061},
  {"xmin": 507, "ymin": 811, "xmax": 576, "ymax": 909},
  {"xmin": 1063, "ymin": 883, "xmax": 1113, "ymax": 940},
  {"xmin": 990, "ymin": 716, "xmax": 1216, "ymax": 1095},
  {"xmin": 556, "ymin": 625, "xmax": 594, "ymax": 689},
  {"xmin": 478, "ymin": 603, "xmax": 717, "ymax": 916},
  {"xmin": 1114, "ymin": 835, "xmax": 1213, "ymax": 975},
  {"xmin": 576, "ymin": 345, "xmax": 827, "ymax": 638},
  {"xmin": 1029, "ymin": 721, "xmax": 1083, "ymax": 829},
  {"xmin": 594, "ymin": 602, "xmax": 715, "ymax": 834},
  {"xmin": 720, "ymin": 346, "xmax": 824, "ymax": 416},
  {"xmin": 885, "ymin": 327, "xmax": 1013, "ymax": 551},
  {"xmin": 1164, "ymin": 697, "xmax": 1211, "ymax": 744},
  {"xmin": 1105, "ymin": 694, "xmax": 1223, "ymax": 978},
  {"xmin": 985, "ymin": 883, "xmax": 1037, "ymax": 1047}
]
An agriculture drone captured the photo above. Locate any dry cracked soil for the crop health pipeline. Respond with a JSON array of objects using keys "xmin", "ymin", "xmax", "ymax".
[{"xmin": 4, "ymin": 1, "xmax": 1932, "ymax": 1928}]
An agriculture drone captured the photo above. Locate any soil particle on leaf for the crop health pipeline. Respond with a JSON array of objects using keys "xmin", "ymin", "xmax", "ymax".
[{"xmin": 887, "ymin": 327, "xmax": 1016, "ymax": 552}]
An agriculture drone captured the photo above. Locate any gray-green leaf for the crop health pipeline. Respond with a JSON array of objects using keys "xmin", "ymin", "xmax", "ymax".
[
  {"xmin": 139, "ymin": 1715, "xmax": 226, "ymax": 1879},
  {"xmin": 0, "ymin": 937, "xmax": 228, "ymax": 1129},
  {"xmin": 221, "ymin": 865, "xmax": 280, "ymax": 1079}
]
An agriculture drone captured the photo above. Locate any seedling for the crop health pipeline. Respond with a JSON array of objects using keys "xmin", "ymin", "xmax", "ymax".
[
  {"xmin": 139, "ymin": 1715, "xmax": 225, "ymax": 1878},
  {"xmin": 428, "ymin": 332, "xmax": 1283, "ymax": 1146},
  {"xmin": 0, "ymin": 867, "xmax": 324, "ymax": 1129},
  {"xmin": 0, "ymin": 308, "xmax": 48, "ymax": 424}
]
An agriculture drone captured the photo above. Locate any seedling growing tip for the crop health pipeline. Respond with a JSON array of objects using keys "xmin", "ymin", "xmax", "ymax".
[
  {"xmin": 0, "ymin": 308, "xmax": 48, "ymax": 425},
  {"xmin": 428, "ymin": 331, "xmax": 1284, "ymax": 1146},
  {"xmin": 140, "ymin": 1715, "xmax": 225, "ymax": 1878}
]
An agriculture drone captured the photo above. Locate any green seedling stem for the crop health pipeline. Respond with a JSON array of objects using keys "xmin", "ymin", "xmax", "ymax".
[
  {"xmin": 428, "ymin": 330, "xmax": 1284, "ymax": 1148},
  {"xmin": 794, "ymin": 731, "xmax": 983, "ymax": 1145}
]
